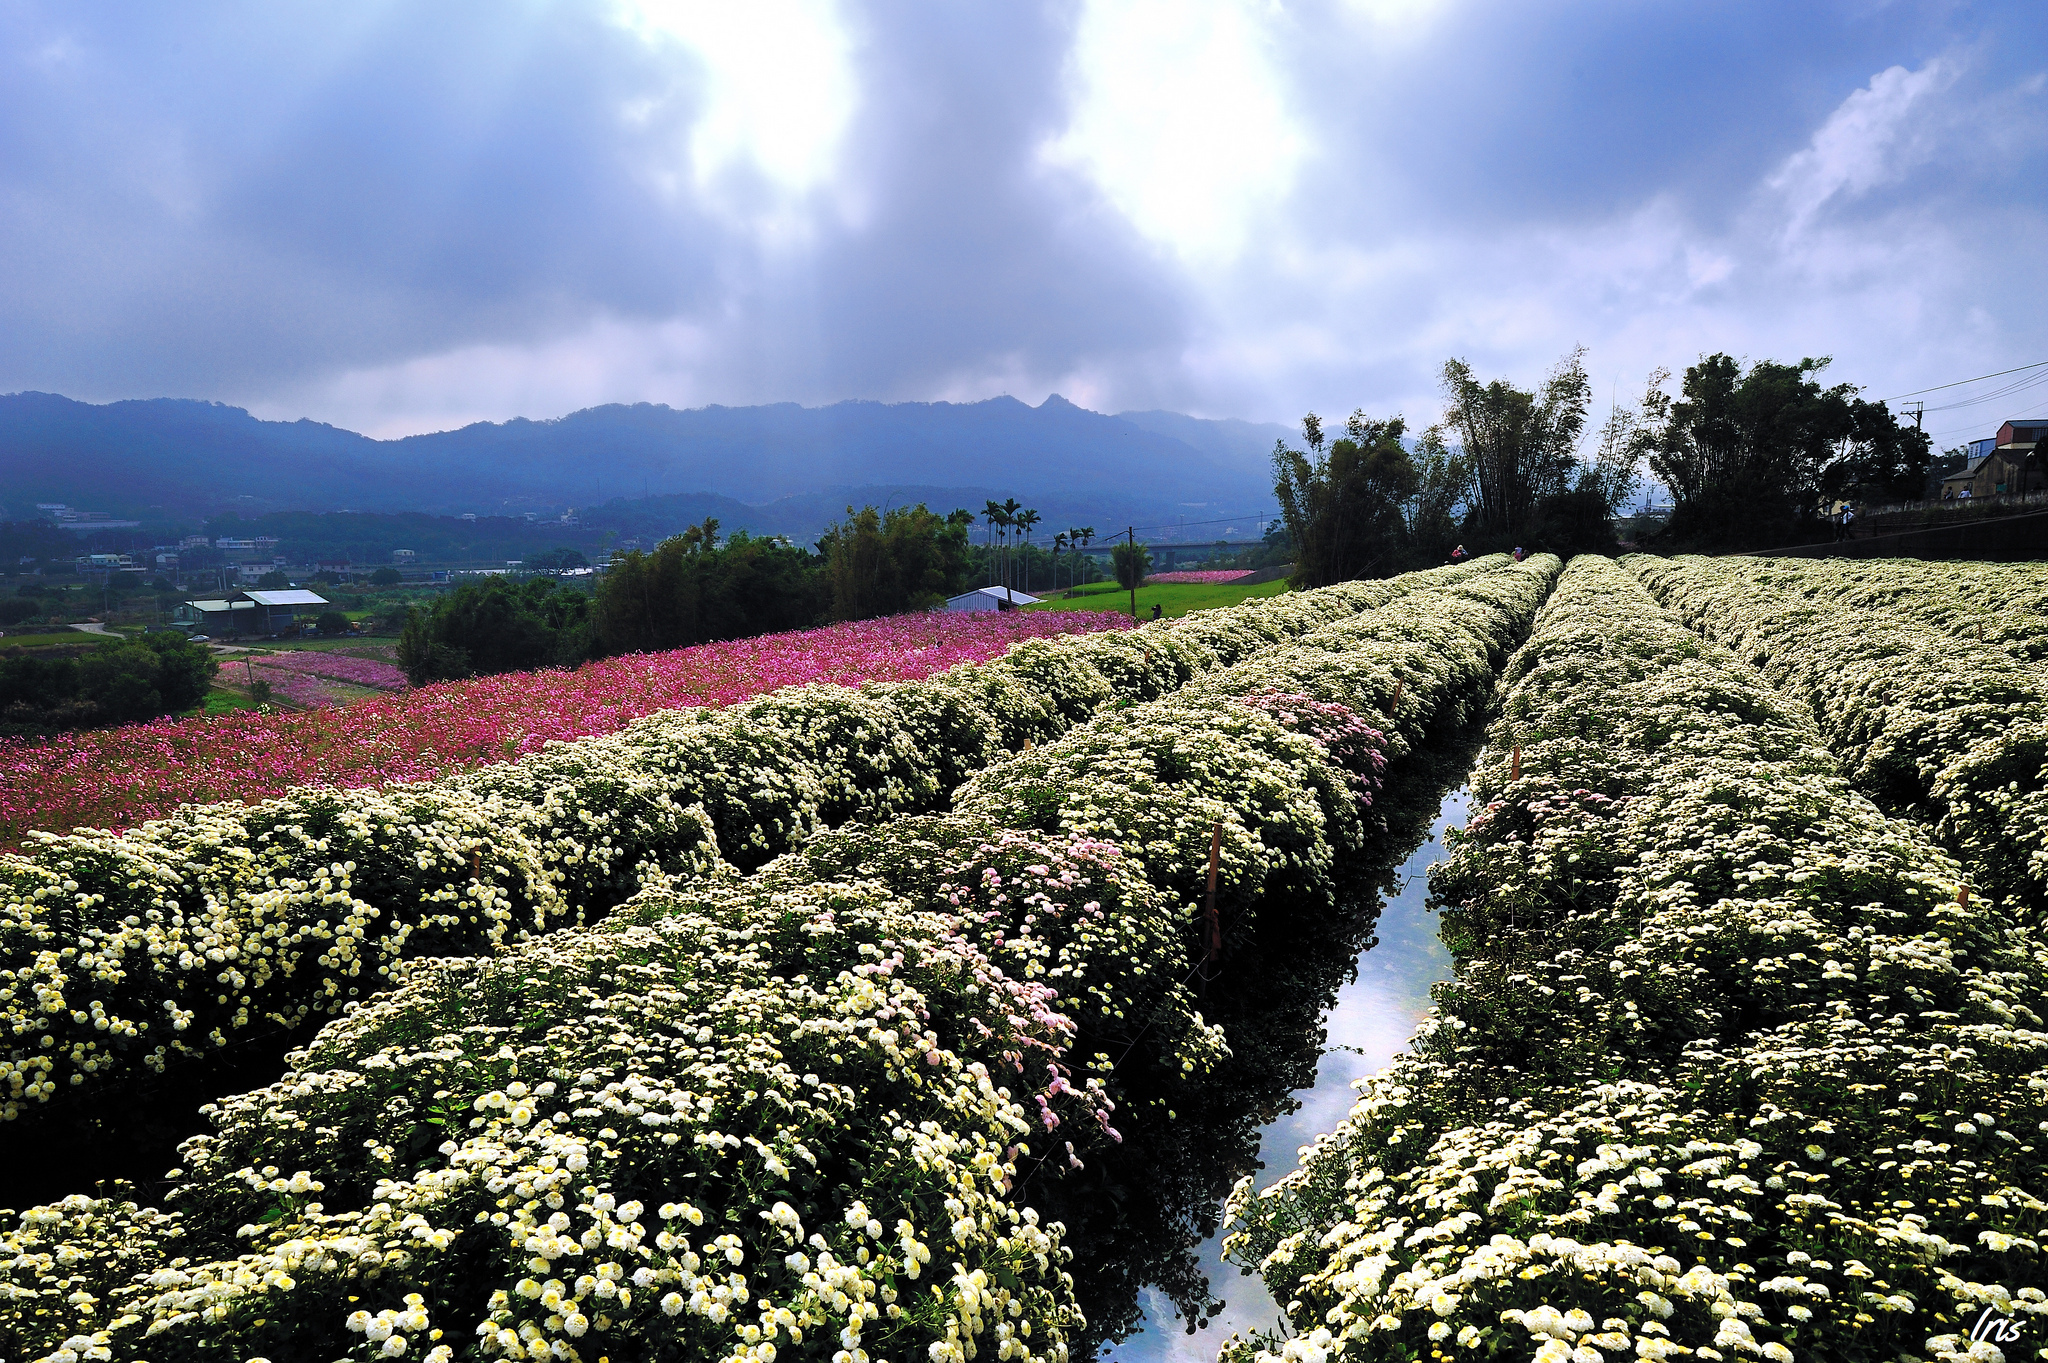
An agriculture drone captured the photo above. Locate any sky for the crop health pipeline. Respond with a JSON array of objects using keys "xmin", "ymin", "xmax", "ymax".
[{"xmin": 3, "ymin": 0, "xmax": 2045, "ymax": 449}]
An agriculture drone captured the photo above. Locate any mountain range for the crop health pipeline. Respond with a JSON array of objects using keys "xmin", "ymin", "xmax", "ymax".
[{"xmin": 0, "ymin": 391, "xmax": 1293, "ymax": 533}]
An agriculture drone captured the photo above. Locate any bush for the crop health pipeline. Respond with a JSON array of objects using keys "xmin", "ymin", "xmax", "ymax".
[
  {"xmin": 370, "ymin": 565, "xmax": 403, "ymax": 585},
  {"xmin": 315, "ymin": 609, "xmax": 352, "ymax": 636},
  {"xmin": 0, "ymin": 633, "xmax": 216, "ymax": 732}
]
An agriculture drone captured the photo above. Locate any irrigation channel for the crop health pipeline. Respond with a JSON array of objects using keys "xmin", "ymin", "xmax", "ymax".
[{"xmin": 1110, "ymin": 775, "xmax": 1468, "ymax": 1362}]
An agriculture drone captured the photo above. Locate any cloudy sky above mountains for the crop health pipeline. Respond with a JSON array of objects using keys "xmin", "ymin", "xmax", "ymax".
[{"xmin": 3, "ymin": 0, "xmax": 2045, "ymax": 444}]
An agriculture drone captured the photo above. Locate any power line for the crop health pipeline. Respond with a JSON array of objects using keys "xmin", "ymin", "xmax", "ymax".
[{"xmin": 1879, "ymin": 359, "xmax": 2048, "ymax": 402}]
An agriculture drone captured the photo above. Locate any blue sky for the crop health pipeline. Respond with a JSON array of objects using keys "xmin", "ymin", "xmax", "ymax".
[{"xmin": 3, "ymin": 0, "xmax": 2044, "ymax": 446}]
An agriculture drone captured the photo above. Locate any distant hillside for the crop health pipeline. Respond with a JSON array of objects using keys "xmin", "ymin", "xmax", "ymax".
[{"xmin": 0, "ymin": 391, "xmax": 1285, "ymax": 527}]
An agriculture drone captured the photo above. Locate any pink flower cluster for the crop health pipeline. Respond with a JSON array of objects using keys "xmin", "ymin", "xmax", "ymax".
[
  {"xmin": 0, "ymin": 611, "xmax": 1129, "ymax": 846},
  {"xmin": 1237, "ymin": 689, "xmax": 1387, "ymax": 799},
  {"xmin": 250, "ymin": 650, "xmax": 408, "ymax": 692},
  {"xmin": 1146, "ymin": 570, "xmax": 1255, "ymax": 584}
]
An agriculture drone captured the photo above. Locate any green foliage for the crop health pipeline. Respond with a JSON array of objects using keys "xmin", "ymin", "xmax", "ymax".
[
  {"xmin": 398, "ymin": 577, "xmax": 592, "ymax": 685},
  {"xmin": 1273, "ymin": 410, "xmax": 1420, "ymax": 587},
  {"xmin": 1437, "ymin": 346, "xmax": 1607, "ymax": 543},
  {"xmin": 521, "ymin": 545, "xmax": 588, "ymax": 572},
  {"xmin": 313, "ymin": 610, "xmax": 351, "ymax": 636},
  {"xmin": 1632, "ymin": 353, "xmax": 1931, "ymax": 547},
  {"xmin": 0, "ymin": 598, "xmax": 41, "ymax": 627},
  {"xmin": 1111, "ymin": 539, "xmax": 1151, "ymax": 590},
  {"xmin": 368, "ymin": 565, "xmax": 402, "ymax": 585},
  {"xmin": 817, "ymin": 503, "xmax": 975, "ymax": 619},
  {"xmin": 254, "ymin": 569, "xmax": 289, "ymax": 589},
  {"xmin": 593, "ymin": 519, "xmax": 826, "ymax": 655},
  {"xmin": 0, "ymin": 632, "xmax": 217, "ymax": 732}
]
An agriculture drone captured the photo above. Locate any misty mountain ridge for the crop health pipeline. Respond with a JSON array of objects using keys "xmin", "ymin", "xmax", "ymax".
[{"xmin": 0, "ymin": 390, "xmax": 1291, "ymax": 530}]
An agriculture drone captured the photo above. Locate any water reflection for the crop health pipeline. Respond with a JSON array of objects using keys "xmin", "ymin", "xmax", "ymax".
[{"xmin": 1104, "ymin": 784, "xmax": 1467, "ymax": 1363}]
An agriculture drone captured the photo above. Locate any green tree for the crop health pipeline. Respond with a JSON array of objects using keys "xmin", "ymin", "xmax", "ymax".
[
  {"xmin": 1111, "ymin": 539, "xmax": 1151, "ymax": 590},
  {"xmin": 523, "ymin": 547, "xmax": 589, "ymax": 572},
  {"xmin": 315, "ymin": 611, "xmax": 352, "ymax": 636},
  {"xmin": 1403, "ymin": 428, "xmax": 1472, "ymax": 565},
  {"xmin": 818, "ymin": 504, "xmax": 976, "ymax": 620},
  {"xmin": 369, "ymin": 566, "xmax": 402, "ymax": 586},
  {"xmin": 1439, "ymin": 348, "xmax": 1593, "ymax": 542},
  {"xmin": 593, "ymin": 521, "xmax": 825, "ymax": 656},
  {"xmin": 397, "ymin": 578, "xmax": 592, "ymax": 685},
  {"xmin": 1631, "ymin": 354, "xmax": 1928, "ymax": 547},
  {"xmin": 0, "ymin": 633, "xmax": 216, "ymax": 733},
  {"xmin": 255, "ymin": 570, "xmax": 290, "ymax": 589},
  {"xmin": 1273, "ymin": 409, "xmax": 1420, "ymax": 588}
]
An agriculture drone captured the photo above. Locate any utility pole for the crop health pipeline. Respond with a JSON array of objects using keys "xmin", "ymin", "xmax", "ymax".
[
  {"xmin": 1906, "ymin": 401, "xmax": 1924, "ymax": 430},
  {"xmin": 1126, "ymin": 526, "xmax": 1137, "ymax": 622}
]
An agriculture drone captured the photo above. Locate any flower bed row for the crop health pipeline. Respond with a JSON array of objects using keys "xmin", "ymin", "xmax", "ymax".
[
  {"xmin": 0, "ymin": 612, "xmax": 1131, "ymax": 847},
  {"xmin": 0, "ymin": 561, "xmax": 1506, "ymax": 1176},
  {"xmin": 1147, "ymin": 571, "xmax": 1256, "ymax": 584},
  {"xmin": 0, "ymin": 559, "xmax": 1563, "ymax": 1363},
  {"xmin": 251, "ymin": 650, "xmax": 410, "ymax": 692},
  {"xmin": 1223, "ymin": 556, "xmax": 2048, "ymax": 1363},
  {"xmin": 1629, "ymin": 554, "xmax": 2048, "ymax": 917},
  {"xmin": 1703, "ymin": 557, "xmax": 2048, "ymax": 667}
]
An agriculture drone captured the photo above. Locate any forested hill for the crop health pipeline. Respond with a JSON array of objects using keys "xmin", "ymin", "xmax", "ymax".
[{"xmin": 0, "ymin": 391, "xmax": 1287, "ymax": 521}]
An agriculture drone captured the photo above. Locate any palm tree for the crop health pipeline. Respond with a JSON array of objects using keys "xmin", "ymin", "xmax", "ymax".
[
  {"xmin": 1052, "ymin": 531, "xmax": 1068, "ymax": 594},
  {"xmin": 982, "ymin": 501, "xmax": 1004, "ymax": 587},
  {"xmin": 1076, "ymin": 527, "xmax": 1096, "ymax": 587},
  {"xmin": 1015, "ymin": 509, "xmax": 1040, "ymax": 593},
  {"xmin": 998, "ymin": 498, "xmax": 1022, "ymax": 592}
]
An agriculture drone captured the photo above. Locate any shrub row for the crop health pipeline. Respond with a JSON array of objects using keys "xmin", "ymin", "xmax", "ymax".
[
  {"xmin": 1629, "ymin": 554, "xmax": 2048, "ymax": 917},
  {"xmin": 1222, "ymin": 557, "xmax": 2048, "ymax": 1363},
  {"xmin": 0, "ymin": 561, "xmax": 1505, "ymax": 1157},
  {"xmin": 0, "ymin": 559, "xmax": 1562, "ymax": 1363}
]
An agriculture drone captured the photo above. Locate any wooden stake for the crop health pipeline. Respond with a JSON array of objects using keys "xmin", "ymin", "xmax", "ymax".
[
  {"xmin": 1959, "ymin": 884, "xmax": 1970, "ymax": 910},
  {"xmin": 1511, "ymin": 744, "xmax": 1522, "ymax": 782},
  {"xmin": 1391, "ymin": 677, "xmax": 1403, "ymax": 714}
]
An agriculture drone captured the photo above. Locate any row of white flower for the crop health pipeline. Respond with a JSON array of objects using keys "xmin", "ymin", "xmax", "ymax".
[
  {"xmin": 0, "ymin": 559, "xmax": 1511, "ymax": 1145},
  {"xmin": 1222, "ymin": 556, "xmax": 2048, "ymax": 1363},
  {"xmin": 1629, "ymin": 554, "xmax": 2048, "ymax": 918},
  {"xmin": 1700, "ymin": 556, "xmax": 2048, "ymax": 668},
  {"xmin": 0, "ymin": 559, "xmax": 1564, "ymax": 1363}
]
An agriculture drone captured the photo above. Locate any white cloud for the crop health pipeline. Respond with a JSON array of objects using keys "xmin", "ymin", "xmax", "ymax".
[
  {"xmin": 1042, "ymin": 0, "xmax": 1306, "ymax": 264},
  {"xmin": 1768, "ymin": 57, "xmax": 1958, "ymax": 234},
  {"xmin": 613, "ymin": 0, "xmax": 859, "ymax": 202}
]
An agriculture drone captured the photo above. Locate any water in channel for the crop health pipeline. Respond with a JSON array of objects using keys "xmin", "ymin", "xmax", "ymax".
[{"xmin": 1105, "ymin": 783, "xmax": 1468, "ymax": 1363}]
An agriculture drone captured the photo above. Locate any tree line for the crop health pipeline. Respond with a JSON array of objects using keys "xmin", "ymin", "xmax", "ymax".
[
  {"xmin": 1274, "ymin": 347, "xmax": 1931, "ymax": 586},
  {"xmin": 396, "ymin": 502, "xmax": 985, "ymax": 685}
]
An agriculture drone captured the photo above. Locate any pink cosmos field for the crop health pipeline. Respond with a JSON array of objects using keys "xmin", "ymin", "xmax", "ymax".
[
  {"xmin": 1146, "ymin": 570, "xmax": 1255, "ymax": 584},
  {"xmin": 250, "ymin": 650, "xmax": 409, "ymax": 691},
  {"xmin": 0, "ymin": 610, "xmax": 1128, "ymax": 846}
]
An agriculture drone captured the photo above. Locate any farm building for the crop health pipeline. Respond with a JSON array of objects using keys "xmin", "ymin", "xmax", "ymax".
[
  {"xmin": 944, "ymin": 586, "xmax": 1040, "ymax": 612},
  {"xmin": 174, "ymin": 588, "xmax": 329, "ymax": 637}
]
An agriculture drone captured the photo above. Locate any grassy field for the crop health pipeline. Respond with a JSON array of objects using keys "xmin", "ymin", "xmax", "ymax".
[
  {"xmin": 0, "ymin": 631, "xmax": 107, "ymax": 650},
  {"xmin": 1024, "ymin": 577, "xmax": 1290, "ymax": 620}
]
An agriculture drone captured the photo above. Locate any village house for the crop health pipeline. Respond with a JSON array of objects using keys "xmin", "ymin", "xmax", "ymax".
[{"xmin": 1941, "ymin": 419, "xmax": 2047, "ymax": 500}]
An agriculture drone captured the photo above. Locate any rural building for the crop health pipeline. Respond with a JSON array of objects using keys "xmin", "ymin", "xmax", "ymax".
[
  {"xmin": 174, "ymin": 588, "xmax": 328, "ymax": 637},
  {"xmin": 174, "ymin": 598, "xmax": 258, "ymax": 635},
  {"xmin": 1940, "ymin": 419, "xmax": 2046, "ymax": 500},
  {"xmin": 944, "ymin": 586, "xmax": 1040, "ymax": 612}
]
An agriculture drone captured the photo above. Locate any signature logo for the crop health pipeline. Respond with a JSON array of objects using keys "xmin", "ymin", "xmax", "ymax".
[{"xmin": 1971, "ymin": 1308, "xmax": 2025, "ymax": 1346}]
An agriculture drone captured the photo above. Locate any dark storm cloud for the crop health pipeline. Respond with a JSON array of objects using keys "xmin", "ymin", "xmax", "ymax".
[{"xmin": 1, "ymin": 0, "xmax": 2044, "ymax": 436}]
